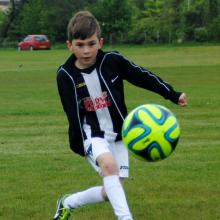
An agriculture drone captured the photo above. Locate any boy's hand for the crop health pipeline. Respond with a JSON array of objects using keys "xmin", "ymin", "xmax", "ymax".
[{"xmin": 178, "ymin": 93, "xmax": 187, "ymax": 107}]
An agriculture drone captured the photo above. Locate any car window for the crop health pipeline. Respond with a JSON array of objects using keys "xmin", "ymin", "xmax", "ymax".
[
  {"xmin": 24, "ymin": 36, "xmax": 32, "ymax": 41},
  {"xmin": 34, "ymin": 36, "xmax": 48, "ymax": 41}
]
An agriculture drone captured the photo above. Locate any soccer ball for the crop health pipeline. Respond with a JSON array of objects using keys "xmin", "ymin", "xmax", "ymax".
[{"xmin": 122, "ymin": 104, "xmax": 180, "ymax": 162}]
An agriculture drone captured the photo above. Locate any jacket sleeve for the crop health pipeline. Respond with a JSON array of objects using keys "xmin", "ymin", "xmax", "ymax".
[
  {"xmin": 56, "ymin": 68, "xmax": 85, "ymax": 156},
  {"xmin": 117, "ymin": 53, "xmax": 181, "ymax": 104}
]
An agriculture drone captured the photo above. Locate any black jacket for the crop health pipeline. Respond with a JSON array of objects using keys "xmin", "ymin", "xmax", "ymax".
[{"xmin": 57, "ymin": 50, "xmax": 182, "ymax": 156}]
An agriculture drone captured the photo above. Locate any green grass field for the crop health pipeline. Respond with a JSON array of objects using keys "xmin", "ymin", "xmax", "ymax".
[{"xmin": 0, "ymin": 45, "xmax": 220, "ymax": 220}]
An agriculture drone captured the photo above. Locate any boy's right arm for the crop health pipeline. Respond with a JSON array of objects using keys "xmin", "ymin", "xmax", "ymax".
[
  {"xmin": 56, "ymin": 69, "xmax": 85, "ymax": 156},
  {"xmin": 57, "ymin": 70, "xmax": 77, "ymax": 121}
]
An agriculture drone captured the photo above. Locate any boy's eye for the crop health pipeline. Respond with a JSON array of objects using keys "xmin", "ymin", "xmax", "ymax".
[
  {"xmin": 76, "ymin": 43, "xmax": 84, "ymax": 47},
  {"xmin": 75, "ymin": 40, "xmax": 97, "ymax": 48},
  {"xmin": 89, "ymin": 41, "xmax": 96, "ymax": 46}
]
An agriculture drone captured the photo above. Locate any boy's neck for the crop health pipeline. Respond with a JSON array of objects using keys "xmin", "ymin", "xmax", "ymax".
[
  {"xmin": 74, "ymin": 60, "xmax": 96, "ymax": 71},
  {"xmin": 75, "ymin": 59, "xmax": 96, "ymax": 70}
]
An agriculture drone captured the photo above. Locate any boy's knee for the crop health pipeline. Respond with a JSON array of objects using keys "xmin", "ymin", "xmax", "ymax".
[
  {"xmin": 101, "ymin": 162, "xmax": 118, "ymax": 176},
  {"xmin": 96, "ymin": 152, "xmax": 119, "ymax": 176}
]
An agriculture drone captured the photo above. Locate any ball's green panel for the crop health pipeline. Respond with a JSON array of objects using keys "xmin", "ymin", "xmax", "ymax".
[
  {"xmin": 164, "ymin": 116, "xmax": 180, "ymax": 138},
  {"xmin": 150, "ymin": 148, "xmax": 161, "ymax": 161},
  {"xmin": 123, "ymin": 127, "xmax": 146, "ymax": 150}
]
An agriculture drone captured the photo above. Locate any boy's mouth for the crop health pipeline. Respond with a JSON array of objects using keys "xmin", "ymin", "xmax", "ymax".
[{"xmin": 83, "ymin": 57, "xmax": 94, "ymax": 62}]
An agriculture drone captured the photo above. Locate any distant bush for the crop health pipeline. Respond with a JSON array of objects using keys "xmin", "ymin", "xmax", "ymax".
[
  {"xmin": 209, "ymin": 16, "xmax": 220, "ymax": 41},
  {"xmin": 0, "ymin": 37, "xmax": 17, "ymax": 48},
  {"xmin": 1, "ymin": 0, "xmax": 220, "ymax": 45},
  {"xmin": 0, "ymin": 11, "xmax": 5, "ymax": 26},
  {"xmin": 194, "ymin": 27, "xmax": 208, "ymax": 42}
]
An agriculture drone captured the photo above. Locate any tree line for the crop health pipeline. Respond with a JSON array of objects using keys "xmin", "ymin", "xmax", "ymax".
[{"xmin": 0, "ymin": 0, "xmax": 220, "ymax": 45}]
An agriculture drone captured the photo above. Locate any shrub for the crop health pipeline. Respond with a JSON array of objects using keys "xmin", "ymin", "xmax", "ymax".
[{"xmin": 194, "ymin": 27, "xmax": 208, "ymax": 42}]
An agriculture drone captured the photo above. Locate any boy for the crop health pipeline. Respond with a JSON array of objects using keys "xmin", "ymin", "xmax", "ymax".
[{"xmin": 53, "ymin": 11, "xmax": 187, "ymax": 220}]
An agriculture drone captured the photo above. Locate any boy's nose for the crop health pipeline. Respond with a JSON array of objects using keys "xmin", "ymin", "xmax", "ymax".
[{"xmin": 83, "ymin": 46, "xmax": 90, "ymax": 53}]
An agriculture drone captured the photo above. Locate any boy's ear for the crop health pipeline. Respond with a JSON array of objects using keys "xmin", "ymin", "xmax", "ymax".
[
  {"xmin": 66, "ymin": 40, "xmax": 73, "ymax": 50},
  {"xmin": 99, "ymin": 38, "xmax": 104, "ymax": 48}
]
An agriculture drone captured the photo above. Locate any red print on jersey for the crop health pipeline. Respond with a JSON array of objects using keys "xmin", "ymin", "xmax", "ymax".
[{"xmin": 83, "ymin": 91, "xmax": 112, "ymax": 111}]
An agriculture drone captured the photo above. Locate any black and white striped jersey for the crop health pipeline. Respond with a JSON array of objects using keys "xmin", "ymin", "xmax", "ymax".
[
  {"xmin": 73, "ymin": 65, "xmax": 123, "ymax": 143},
  {"xmin": 57, "ymin": 50, "xmax": 182, "ymax": 156}
]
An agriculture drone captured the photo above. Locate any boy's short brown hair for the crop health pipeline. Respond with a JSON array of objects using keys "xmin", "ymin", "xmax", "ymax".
[{"xmin": 67, "ymin": 11, "xmax": 101, "ymax": 41}]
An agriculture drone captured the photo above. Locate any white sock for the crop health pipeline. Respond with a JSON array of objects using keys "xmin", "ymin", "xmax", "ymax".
[
  {"xmin": 63, "ymin": 186, "xmax": 105, "ymax": 209},
  {"xmin": 103, "ymin": 175, "xmax": 133, "ymax": 220}
]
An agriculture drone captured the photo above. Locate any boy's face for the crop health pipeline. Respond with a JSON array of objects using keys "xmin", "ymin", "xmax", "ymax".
[{"xmin": 67, "ymin": 33, "xmax": 103, "ymax": 69}]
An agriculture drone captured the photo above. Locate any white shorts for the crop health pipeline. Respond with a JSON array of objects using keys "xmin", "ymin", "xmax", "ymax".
[{"xmin": 84, "ymin": 137, "xmax": 129, "ymax": 178}]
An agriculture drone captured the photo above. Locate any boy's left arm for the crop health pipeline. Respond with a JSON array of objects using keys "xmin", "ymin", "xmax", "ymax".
[{"xmin": 117, "ymin": 53, "xmax": 186, "ymax": 105}]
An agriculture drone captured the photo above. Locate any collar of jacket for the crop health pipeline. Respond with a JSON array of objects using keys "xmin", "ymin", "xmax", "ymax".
[{"xmin": 62, "ymin": 49, "xmax": 105, "ymax": 74}]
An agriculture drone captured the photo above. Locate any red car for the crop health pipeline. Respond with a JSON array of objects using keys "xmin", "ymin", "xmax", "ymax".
[{"xmin": 18, "ymin": 35, "xmax": 51, "ymax": 50}]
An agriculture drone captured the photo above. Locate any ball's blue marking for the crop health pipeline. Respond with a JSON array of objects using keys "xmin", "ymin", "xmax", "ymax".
[
  {"xmin": 122, "ymin": 110, "xmax": 147, "ymax": 136},
  {"xmin": 164, "ymin": 122, "xmax": 178, "ymax": 142},
  {"xmin": 147, "ymin": 142, "xmax": 166, "ymax": 159},
  {"xmin": 138, "ymin": 105, "xmax": 170, "ymax": 125},
  {"xmin": 127, "ymin": 124, "xmax": 151, "ymax": 150},
  {"xmin": 122, "ymin": 111, "xmax": 152, "ymax": 150},
  {"xmin": 164, "ymin": 122, "xmax": 179, "ymax": 149},
  {"xmin": 132, "ymin": 141, "xmax": 166, "ymax": 161}
]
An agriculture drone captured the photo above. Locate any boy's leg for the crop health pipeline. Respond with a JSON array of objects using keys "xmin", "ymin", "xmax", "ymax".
[
  {"xmin": 54, "ymin": 138, "xmax": 132, "ymax": 220},
  {"xmin": 62, "ymin": 154, "xmax": 132, "ymax": 220},
  {"xmin": 97, "ymin": 152, "xmax": 133, "ymax": 220},
  {"xmin": 63, "ymin": 186, "xmax": 105, "ymax": 209},
  {"xmin": 53, "ymin": 186, "xmax": 105, "ymax": 220}
]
